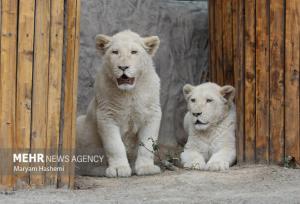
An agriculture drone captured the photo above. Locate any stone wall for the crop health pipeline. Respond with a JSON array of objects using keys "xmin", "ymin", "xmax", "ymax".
[{"xmin": 78, "ymin": 0, "xmax": 208, "ymax": 147}]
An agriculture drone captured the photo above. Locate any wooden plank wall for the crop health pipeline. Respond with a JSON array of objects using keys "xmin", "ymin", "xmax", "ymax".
[
  {"xmin": 209, "ymin": 0, "xmax": 300, "ymax": 164},
  {"xmin": 0, "ymin": 0, "xmax": 80, "ymax": 190}
]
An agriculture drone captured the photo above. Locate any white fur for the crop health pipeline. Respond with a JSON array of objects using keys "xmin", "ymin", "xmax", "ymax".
[
  {"xmin": 180, "ymin": 82, "xmax": 236, "ymax": 171},
  {"xmin": 77, "ymin": 30, "xmax": 161, "ymax": 177}
]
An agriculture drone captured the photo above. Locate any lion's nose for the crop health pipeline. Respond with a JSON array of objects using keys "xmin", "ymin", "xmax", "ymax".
[
  {"xmin": 192, "ymin": 112, "xmax": 202, "ymax": 117},
  {"xmin": 118, "ymin": 66, "xmax": 129, "ymax": 71}
]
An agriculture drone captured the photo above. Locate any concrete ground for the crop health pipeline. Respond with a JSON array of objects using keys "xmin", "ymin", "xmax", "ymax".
[{"xmin": 1, "ymin": 165, "xmax": 300, "ymax": 204}]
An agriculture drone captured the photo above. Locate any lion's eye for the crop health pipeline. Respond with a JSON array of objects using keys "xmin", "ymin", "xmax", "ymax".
[
  {"xmin": 206, "ymin": 99, "xmax": 213, "ymax": 103},
  {"xmin": 191, "ymin": 98, "xmax": 196, "ymax": 103},
  {"xmin": 112, "ymin": 50, "xmax": 119, "ymax": 54},
  {"xmin": 131, "ymin": 50, "xmax": 138, "ymax": 54}
]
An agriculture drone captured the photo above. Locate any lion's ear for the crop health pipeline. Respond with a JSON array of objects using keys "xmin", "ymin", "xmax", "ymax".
[
  {"xmin": 143, "ymin": 36, "xmax": 160, "ymax": 56},
  {"xmin": 95, "ymin": 34, "xmax": 112, "ymax": 54},
  {"xmin": 183, "ymin": 84, "xmax": 194, "ymax": 101},
  {"xmin": 220, "ymin": 85, "xmax": 235, "ymax": 102}
]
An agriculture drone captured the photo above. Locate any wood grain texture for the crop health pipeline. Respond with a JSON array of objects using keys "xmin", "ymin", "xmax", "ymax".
[
  {"xmin": 215, "ymin": 0, "xmax": 224, "ymax": 85},
  {"xmin": 30, "ymin": 0, "xmax": 50, "ymax": 186},
  {"xmin": 0, "ymin": 0, "xmax": 3, "ymax": 187},
  {"xmin": 45, "ymin": 0, "xmax": 64, "ymax": 186},
  {"xmin": 15, "ymin": 0, "xmax": 35, "ymax": 188},
  {"xmin": 211, "ymin": 0, "xmax": 245, "ymax": 162},
  {"xmin": 231, "ymin": 0, "xmax": 239, "ymax": 161},
  {"xmin": 237, "ymin": 0, "xmax": 245, "ymax": 163},
  {"xmin": 285, "ymin": 0, "xmax": 299, "ymax": 161},
  {"xmin": 0, "ymin": 0, "xmax": 80, "ymax": 189},
  {"xmin": 269, "ymin": 0, "xmax": 284, "ymax": 163},
  {"xmin": 209, "ymin": 0, "xmax": 216, "ymax": 82},
  {"xmin": 222, "ymin": 0, "xmax": 234, "ymax": 85},
  {"xmin": 244, "ymin": 0, "xmax": 256, "ymax": 162},
  {"xmin": 0, "ymin": 0, "xmax": 18, "ymax": 188},
  {"xmin": 59, "ymin": 0, "xmax": 80, "ymax": 188},
  {"xmin": 72, "ymin": 0, "xmax": 80, "ymax": 188},
  {"xmin": 210, "ymin": 0, "xmax": 300, "ymax": 163},
  {"xmin": 255, "ymin": 0, "xmax": 269, "ymax": 163},
  {"xmin": 299, "ymin": 0, "xmax": 300, "ymax": 162},
  {"xmin": 69, "ymin": 0, "xmax": 81, "ymax": 188}
]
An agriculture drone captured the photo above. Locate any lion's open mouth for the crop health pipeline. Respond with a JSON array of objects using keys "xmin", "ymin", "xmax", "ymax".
[
  {"xmin": 195, "ymin": 120, "xmax": 208, "ymax": 125},
  {"xmin": 117, "ymin": 74, "xmax": 135, "ymax": 85}
]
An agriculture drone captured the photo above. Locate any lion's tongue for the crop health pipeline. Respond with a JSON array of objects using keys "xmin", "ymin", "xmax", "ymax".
[{"xmin": 117, "ymin": 76, "xmax": 135, "ymax": 85}]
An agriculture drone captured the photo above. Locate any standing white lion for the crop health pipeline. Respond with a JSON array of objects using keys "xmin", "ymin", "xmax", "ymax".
[
  {"xmin": 76, "ymin": 30, "xmax": 162, "ymax": 177},
  {"xmin": 180, "ymin": 82, "xmax": 236, "ymax": 171}
]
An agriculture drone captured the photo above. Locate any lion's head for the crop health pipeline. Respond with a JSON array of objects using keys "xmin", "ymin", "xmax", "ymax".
[
  {"xmin": 95, "ymin": 30, "xmax": 160, "ymax": 91},
  {"xmin": 183, "ymin": 82, "xmax": 235, "ymax": 131}
]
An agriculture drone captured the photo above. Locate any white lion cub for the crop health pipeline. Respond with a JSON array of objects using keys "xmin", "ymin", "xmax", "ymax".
[
  {"xmin": 180, "ymin": 82, "xmax": 236, "ymax": 171},
  {"xmin": 76, "ymin": 30, "xmax": 162, "ymax": 177}
]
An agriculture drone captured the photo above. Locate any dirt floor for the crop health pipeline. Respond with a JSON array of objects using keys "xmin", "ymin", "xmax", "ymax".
[{"xmin": 1, "ymin": 165, "xmax": 300, "ymax": 204}]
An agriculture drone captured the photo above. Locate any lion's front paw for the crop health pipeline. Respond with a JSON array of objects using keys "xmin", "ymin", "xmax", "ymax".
[
  {"xmin": 183, "ymin": 161, "xmax": 206, "ymax": 170},
  {"xmin": 206, "ymin": 161, "xmax": 229, "ymax": 171},
  {"xmin": 105, "ymin": 165, "xmax": 132, "ymax": 177},
  {"xmin": 135, "ymin": 164, "xmax": 161, "ymax": 176}
]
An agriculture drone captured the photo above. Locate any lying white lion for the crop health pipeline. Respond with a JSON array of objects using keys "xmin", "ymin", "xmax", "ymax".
[
  {"xmin": 76, "ymin": 30, "xmax": 162, "ymax": 177},
  {"xmin": 180, "ymin": 82, "xmax": 236, "ymax": 171}
]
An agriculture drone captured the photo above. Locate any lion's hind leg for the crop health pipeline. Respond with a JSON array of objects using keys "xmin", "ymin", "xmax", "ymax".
[{"xmin": 76, "ymin": 115, "xmax": 107, "ymax": 176}]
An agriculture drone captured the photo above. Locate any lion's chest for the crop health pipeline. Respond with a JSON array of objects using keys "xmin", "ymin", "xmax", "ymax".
[
  {"xmin": 116, "ymin": 99, "xmax": 150, "ymax": 160},
  {"xmin": 119, "ymin": 109, "xmax": 144, "ymax": 136},
  {"xmin": 187, "ymin": 130, "xmax": 222, "ymax": 160},
  {"xmin": 116, "ymin": 97, "xmax": 150, "ymax": 138}
]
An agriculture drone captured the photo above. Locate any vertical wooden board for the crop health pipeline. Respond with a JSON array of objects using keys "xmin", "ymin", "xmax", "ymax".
[
  {"xmin": 0, "ymin": 0, "xmax": 17, "ymax": 188},
  {"xmin": 59, "ymin": 0, "xmax": 78, "ymax": 188},
  {"xmin": 69, "ymin": 0, "xmax": 80, "ymax": 188},
  {"xmin": 209, "ymin": 0, "xmax": 216, "ymax": 82},
  {"xmin": 269, "ymin": 0, "xmax": 284, "ymax": 163},
  {"xmin": 232, "ymin": 0, "xmax": 245, "ymax": 163},
  {"xmin": 285, "ymin": 0, "xmax": 299, "ymax": 162},
  {"xmin": 45, "ymin": 0, "xmax": 64, "ymax": 186},
  {"xmin": 214, "ymin": 0, "xmax": 224, "ymax": 85},
  {"xmin": 30, "ymin": 0, "xmax": 50, "ymax": 186},
  {"xmin": 255, "ymin": 0, "xmax": 270, "ymax": 163},
  {"xmin": 222, "ymin": 0, "xmax": 234, "ymax": 85},
  {"xmin": 0, "ymin": 0, "xmax": 2, "ymax": 187},
  {"xmin": 15, "ymin": 0, "xmax": 35, "ymax": 188},
  {"xmin": 244, "ymin": 0, "xmax": 256, "ymax": 162},
  {"xmin": 299, "ymin": 1, "xmax": 300, "ymax": 163}
]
